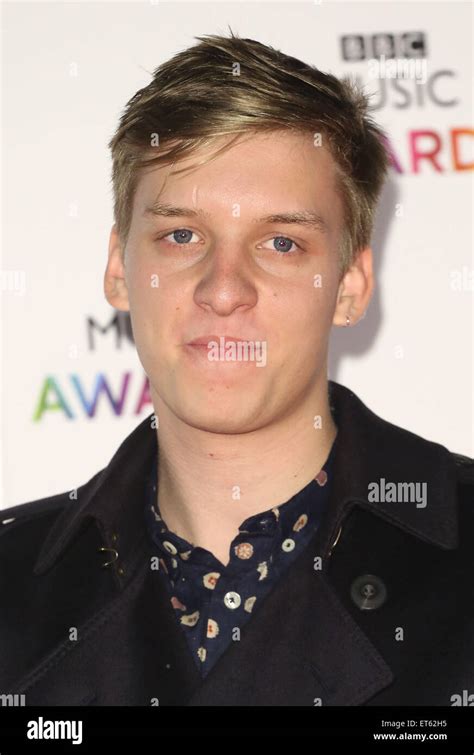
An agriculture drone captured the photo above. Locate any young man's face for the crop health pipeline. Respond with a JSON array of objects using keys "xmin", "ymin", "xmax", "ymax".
[{"xmin": 105, "ymin": 130, "xmax": 372, "ymax": 433}]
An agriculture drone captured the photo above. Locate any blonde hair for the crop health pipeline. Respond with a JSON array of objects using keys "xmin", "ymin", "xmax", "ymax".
[{"xmin": 108, "ymin": 30, "xmax": 389, "ymax": 276}]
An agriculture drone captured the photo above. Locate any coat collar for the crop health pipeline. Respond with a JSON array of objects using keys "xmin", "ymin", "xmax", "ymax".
[{"xmin": 33, "ymin": 380, "xmax": 459, "ymax": 582}]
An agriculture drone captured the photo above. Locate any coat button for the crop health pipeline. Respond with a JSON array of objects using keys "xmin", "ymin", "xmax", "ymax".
[{"xmin": 350, "ymin": 574, "xmax": 387, "ymax": 611}]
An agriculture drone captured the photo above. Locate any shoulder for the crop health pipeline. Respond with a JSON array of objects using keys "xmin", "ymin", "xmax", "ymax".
[
  {"xmin": 0, "ymin": 492, "xmax": 72, "ymax": 588},
  {"xmin": 0, "ymin": 471, "xmax": 107, "ymax": 691},
  {"xmin": 1, "ymin": 492, "xmax": 69, "ymax": 531},
  {"xmin": 451, "ymin": 451, "xmax": 474, "ymax": 533},
  {"xmin": 0, "ymin": 466, "xmax": 105, "ymax": 560},
  {"xmin": 451, "ymin": 450, "xmax": 474, "ymax": 486},
  {"xmin": 0, "ymin": 491, "xmax": 70, "ymax": 549},
  {"xmin": 445, "ymin": 450, "xmax": 474, "ymax": 555}
]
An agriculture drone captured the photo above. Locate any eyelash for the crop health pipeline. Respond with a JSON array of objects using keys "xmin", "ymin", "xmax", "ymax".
[{"xmin": 156, "ymin": 229, "xmax": 303, "ymax": 257}]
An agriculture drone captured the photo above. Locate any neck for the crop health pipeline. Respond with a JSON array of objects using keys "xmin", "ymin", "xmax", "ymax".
[{"xmin": 151, "ymin": 376, "xmax": 337, "ymax": 566}]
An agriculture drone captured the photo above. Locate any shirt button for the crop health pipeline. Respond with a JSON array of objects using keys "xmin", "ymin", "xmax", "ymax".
[
  {"xmin": 235, "ymin": 542, "xmax": 254, "ymax": 559},
  {"xmin": 350, "ymin": 574, "xmax": 387, "ymax": 611},
  {"xmin": 281, "ymin": 538, "xmax": 296, "ymax": 552},
  {"xmin": 224, "ymin": 591, "xmax": 241, "ymax": 610},
  {"xmin": 163, "ymin": 541, "xmax": 177, "ymax": 555}
]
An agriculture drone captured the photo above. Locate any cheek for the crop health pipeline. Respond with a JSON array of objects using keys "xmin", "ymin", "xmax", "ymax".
[
  {"xmin": 273, "ymin": 289, "xmax": 335, "ymax": 372},
  {"xmin": 277, "ymin": 283, "xmax": 334, "ymax": 334},
  {"xmin": 125, "ymin": 254, "xmax": 150, "ymax": 303},
  {"xmin": 124, "ymin": 260, "xmax": 162, "ymax": 354},
  {"xmin": 127, "ymin": 256, "xmax": 165, "ymax": 317},
  {"xmin": 132, "ymin": 278, "xmax": 187, "ymax": 358}
]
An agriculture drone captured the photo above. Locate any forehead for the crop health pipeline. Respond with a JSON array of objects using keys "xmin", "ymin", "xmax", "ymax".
[{"xmin": 133, "ymin": 130, "xmax": 343, "ymax": 225}]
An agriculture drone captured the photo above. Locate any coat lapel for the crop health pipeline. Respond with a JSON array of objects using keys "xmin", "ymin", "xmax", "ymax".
[
  {"xmin": 186, "ymin": 526, "xmax": 394, "ymax": 706},
  {"xmin": 11, "ymin": 535, "xmax": 203, "ymax": 705}
]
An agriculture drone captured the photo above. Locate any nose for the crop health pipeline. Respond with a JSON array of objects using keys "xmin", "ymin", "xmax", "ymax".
[{"xmin": 193, "ymin": 246, "xmax": 258, "ymax": 316}]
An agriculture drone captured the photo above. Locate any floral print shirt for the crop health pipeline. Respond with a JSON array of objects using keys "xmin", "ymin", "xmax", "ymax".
[{"xmin": 144, "ymin": 442, "xmax": 335, "ymax": 678}]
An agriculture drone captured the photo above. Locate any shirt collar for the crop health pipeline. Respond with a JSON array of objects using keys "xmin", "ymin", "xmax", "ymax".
[
  {"xmin": 33, "ymin": 380, "xmax": 459, "ymax": 584},
  {"xmin": 144, "ymin": 442, "xmax": 335, "ymax": 578}
]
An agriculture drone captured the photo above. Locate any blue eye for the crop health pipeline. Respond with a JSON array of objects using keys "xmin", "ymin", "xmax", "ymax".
[
  {"xmin": 273, "ymin": 236, "xmax": 296, "ymax": 254},
  {"xmin": 165, "ymin": 229, "xmax": 197, "ymax": 244},
  {"xmin": 262, "ymin": 236, "xmax": 300, "ymax": 255}
]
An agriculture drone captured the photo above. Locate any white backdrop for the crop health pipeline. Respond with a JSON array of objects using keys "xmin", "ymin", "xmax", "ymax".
[{"xmin": 1, "ymin": 0, "xmax": 473, "ymax": 508}]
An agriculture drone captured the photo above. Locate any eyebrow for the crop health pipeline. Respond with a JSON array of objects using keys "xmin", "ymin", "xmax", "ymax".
[{"xmin": 143, "ymin": 202, "xmax": 329, "ymax": 234}]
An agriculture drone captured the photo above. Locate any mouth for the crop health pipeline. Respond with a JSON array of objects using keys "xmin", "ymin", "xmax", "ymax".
[
  {"xmin": 186, "ymin": 335, "xmax": 251, "ymax": 347},
  {"xmin": 182, "ymin": 335, "xmax": 267, "ymax": 370}
]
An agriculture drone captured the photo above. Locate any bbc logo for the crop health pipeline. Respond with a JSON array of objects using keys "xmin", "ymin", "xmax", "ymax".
[{"xmin": 341, "ymin": 32, "xmax": 427, "ymax": 62}]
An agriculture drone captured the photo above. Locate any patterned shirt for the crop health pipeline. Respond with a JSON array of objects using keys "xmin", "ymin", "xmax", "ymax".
[{"xmin": 144, "ymin": 442, "xmax": 335, "ymax": 677}]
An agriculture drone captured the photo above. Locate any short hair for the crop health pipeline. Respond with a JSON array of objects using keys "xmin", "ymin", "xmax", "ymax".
[{"xmin": 108, "ymin": 30, "xmax": 390, "ymax": 277}]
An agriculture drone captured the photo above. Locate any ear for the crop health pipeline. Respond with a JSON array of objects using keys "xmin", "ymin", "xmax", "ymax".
[
  {"xmin": 104, "ymin": 224, "xmax": 130, "ymax": 312},
  {"xmin": 332, "ymin": 246, "xmax": 374, "ymax": 327}
]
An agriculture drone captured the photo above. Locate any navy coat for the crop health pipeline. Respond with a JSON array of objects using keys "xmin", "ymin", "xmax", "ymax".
[{"xmin": 1, "ymin": 381, "xmax": 473, "ymax": 706}]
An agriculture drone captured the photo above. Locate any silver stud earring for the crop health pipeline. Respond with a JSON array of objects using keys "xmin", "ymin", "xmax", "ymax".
[{"xmin": 345, "ymin": 315, "xmax": 351, "ymax": 327}]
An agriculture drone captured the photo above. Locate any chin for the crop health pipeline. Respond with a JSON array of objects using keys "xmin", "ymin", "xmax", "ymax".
[
  {"xmin": 171, "ymin": 393, "xmax": 263, "ymax": 434},
  {"xmin": 180, "ymin": 412, "xmax": 257, "ymax": 435}
]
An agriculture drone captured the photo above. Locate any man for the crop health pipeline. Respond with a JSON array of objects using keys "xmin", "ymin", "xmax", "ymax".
[{"xmin": 1, "ymin": 32, "xmax": 473, "ymax": 707}]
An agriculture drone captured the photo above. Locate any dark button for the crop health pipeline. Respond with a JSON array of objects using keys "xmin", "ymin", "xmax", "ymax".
[{"xmin": 350, "ymin": 574, "xmax": 387, "ymax": 611}]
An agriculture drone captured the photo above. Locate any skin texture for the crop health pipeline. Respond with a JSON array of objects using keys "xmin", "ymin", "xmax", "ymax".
[{"xmin": 104, "ymin": 130, "xmax": 374, "ymax": 565}]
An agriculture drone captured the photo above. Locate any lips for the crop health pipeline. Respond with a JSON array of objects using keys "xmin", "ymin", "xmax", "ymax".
[{"xmin": 187, "ymin": 335, "xmax": 250, "ymax": 347}]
